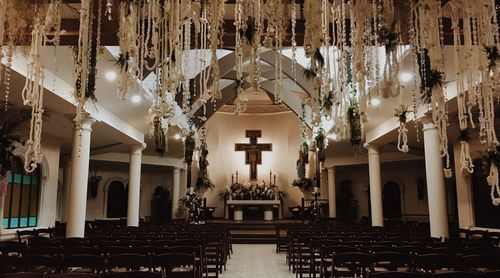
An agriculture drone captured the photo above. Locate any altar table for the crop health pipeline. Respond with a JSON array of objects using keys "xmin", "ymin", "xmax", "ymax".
[{"xmin": 225, "ymin": 200, "xmax": 282, "ymax": 221}]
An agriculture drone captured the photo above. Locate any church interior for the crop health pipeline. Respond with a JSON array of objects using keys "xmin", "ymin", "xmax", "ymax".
[{"xmin": 0, "ymin": 0, "xmax": 500, "ymax": 277}]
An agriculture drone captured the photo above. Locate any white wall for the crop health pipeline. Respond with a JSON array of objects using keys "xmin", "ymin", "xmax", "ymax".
[
  {"xmin": 84, "ymin": 161, "xmax": 173, "ymax": 220},
  {"xmin": 201, "ymin": 112, "xmax": 306, "ymax": 217},
  {"xmin": 335, "ymin": 160, "xmax": 430, "ymax": 220}
]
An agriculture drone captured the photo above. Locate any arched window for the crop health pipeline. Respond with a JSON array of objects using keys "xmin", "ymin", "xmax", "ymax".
[
  {"xmin": 3, "ymin": 157, "xmax": 41, "ymax": 229},
  {"xmin": 106, "ymin": 181, "xmax": 128, "ymax": 218}
]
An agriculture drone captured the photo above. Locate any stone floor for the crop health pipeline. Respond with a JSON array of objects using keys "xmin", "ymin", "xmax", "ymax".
[{"xmin": 220, "ymin": 244, "xmax": 294, "ymax": 278}]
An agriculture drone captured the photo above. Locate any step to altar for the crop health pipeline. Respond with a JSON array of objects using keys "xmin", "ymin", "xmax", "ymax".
[{"xmin": 206, "ymin": 219, "xmax": 302, "ymax": 244}]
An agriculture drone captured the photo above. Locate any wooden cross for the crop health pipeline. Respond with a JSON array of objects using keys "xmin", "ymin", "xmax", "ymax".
[{"xmin": 235, "ymin": 130, "xmax": 272, "ymax": 181}]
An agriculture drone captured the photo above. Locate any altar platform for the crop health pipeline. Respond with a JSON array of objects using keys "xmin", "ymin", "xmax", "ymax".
[{"xmin": 206, "ymin": 219, "xmax": 304, "ymax": 244}]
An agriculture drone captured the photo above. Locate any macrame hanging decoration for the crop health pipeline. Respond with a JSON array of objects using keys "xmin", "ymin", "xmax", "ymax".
[
  {"xmin": 414, "ymin": 0, "xmax": 452, "ymax": 178},
  {"xmin": 22, "ymin": 19, "xmax": 45, "ymax": 173},
  {"xmin": 117, "ymin": 1, "xmax": 140, "ymax": 100},
  {"xmin": 73, "ymin": 0, "xmax": 93, "ymax": 132},
  {"xmin": 487, "ymin": 162, "xmax": 500, "ymax": 206},
  {"xmin": 395, "ymin": 105, "xmax": 409, "ymax": 153}
]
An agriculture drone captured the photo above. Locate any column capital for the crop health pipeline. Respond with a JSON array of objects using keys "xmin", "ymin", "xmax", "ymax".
[
  {"xmin": 421, "ymin": 116, "xmax": 438, "ymax": 132},
  {"xmin": 327, "ymin": 167, "xmax": 336, "ymax": 174},
  {"xmin": 130, "ymin": 143, "xmax": 146, "ymax": 154},
  {"xmin": 173, "ymin": 167, "xmax": 181, "ymax": 174},
  {"xmin": 79, "ymin": 117, "xmax": 96, "ymax": 132},
  {"xmin": 363, "ymin": 143, "xmax": 380, "ymax": 155}
]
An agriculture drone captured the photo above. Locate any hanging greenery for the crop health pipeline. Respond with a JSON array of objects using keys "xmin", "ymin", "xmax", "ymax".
[
  {"xmin": 458, "ymin": 128, "xmax": 471, "ymax": 143},
  {"xmin": 184, "ymin": 132, "xmax": 196, "ymax": 164},
  {"xmin": 394, "ymin": 104, "xmax": 409, "ymax": 124},
  {"xmin": 239, "ymin": 16, "xmax": 256, "ymax": 45},
  {"xmin": 302, "ymin": 48, "xmax": 324, "ymax": 80},
  {"xmin": 378, "ymin": 21, "xmax": 398, "ymax": 54},
  {"xmin": 347, "ymin": 101, "xmax": 362, "ymax": 146},
  {"xmin": 153, "ymin": 116, "xmax": 166, "ymax": 157},
  {"xmin": 322, "ymin": 91, "xmax": 335, "ymax": 113},
  {"xmin": 484, "ymin": 45, "xmax": 499, "ymax": 71},
  {"xmin": 86, "ymin": 40, "xmax": 98, "ymax": 101},
  {"xmin": 421, "ymin": 69, "xmax": 445, "ymax": 105},
  {"xmin": 315, "ymin": 128, "xmax": 326, "ymax": 163},
  {"xmin": 195, "ymin": 132, "xmax": 215, "ymax": 191}
]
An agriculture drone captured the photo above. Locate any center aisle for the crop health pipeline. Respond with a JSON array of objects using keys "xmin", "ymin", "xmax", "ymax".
[{"xmin": 220, "ymin": 244, "xmax": 293, "ymax": 278}]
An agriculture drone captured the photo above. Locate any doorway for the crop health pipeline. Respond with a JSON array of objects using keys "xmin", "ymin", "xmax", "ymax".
[
  {"xmin": 106, "ymin": 181, "xmax": 128, "ymax": 218},
  {"xmin": 382, "ymin": 181, "xmax": 402, "ymax": 219}
]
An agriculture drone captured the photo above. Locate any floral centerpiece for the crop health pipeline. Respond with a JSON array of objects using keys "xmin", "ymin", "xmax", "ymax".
[
  {"xmin": 220, "ymin": 182, "xmax": 284, "ymax": 201},
  {"xmin": 177, "ymin": 189, "xmax": 204, "ymax": 224}
]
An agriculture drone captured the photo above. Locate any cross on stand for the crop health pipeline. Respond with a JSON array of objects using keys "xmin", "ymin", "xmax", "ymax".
[{"xmin": 235, "ymin": 130, "xmax": 272, "ymax": 181}]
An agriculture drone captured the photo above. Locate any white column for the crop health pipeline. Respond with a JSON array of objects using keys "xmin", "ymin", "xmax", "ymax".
[
  {"xmin": 66, "ymin": 117, "xmax": 96, "ymax": 238},
  {"xmin": 452, "ymin": 142, "xmax": 474, "ymax": 230},
  {"xmin": 422, "ymin": 118, "xmax": 449, "ymax": 238},
  {"xmin": 60, "ymin": 160, "xmax": 72, "ymax": 223},
  {"xmin": 171, "ymin": 167, "xmax": 181, "ymax": 219},
  {"xmin": 365, "ymin": 144, "xmax": 384, "ymax": 227},
  {"xmin": 327, "ymin": 167, "xmax": 337, "ymax": 218},
  {"xmin": 127, "ymin": 144, "xmax": 144, "ymax": 227}
]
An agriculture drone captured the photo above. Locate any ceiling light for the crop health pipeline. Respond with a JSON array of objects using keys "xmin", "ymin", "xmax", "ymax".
[
  {"xmin": 105, "ymin": 71, "xmax": 117, "ymax": 81},
  {"xmin": 131, "ymin": 95, "xmax": 141, "ymax": 103},
  {"xmin": 370, "ymin": 97, "xmax": 381, "ymax": 107},
  {"xmin": 399, "ymin": 72, "xmax": 413, "ymax": 83},
  {"xmin": 174, "ymin": 133, "xmax": 181, "ymax": 140}
]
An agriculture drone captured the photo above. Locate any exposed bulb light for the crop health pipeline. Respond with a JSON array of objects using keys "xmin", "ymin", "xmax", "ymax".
[
  {"xmin": 131, "ymin": 95, "xmax": 141, "ymax": 103},
  {"xmin": 399, "ymin": 72, "xmax": 413, "ymax": 83},
  {"xmin": 105, "ymin": 70, "xmax": 117, "ymax": 81},
  {"xmin": 174, "ymin": 133, "xmax": 181, "ymax": 140},
  {"xmin": 370, "ymin": 97, "xmax": 381, "ymax": 107}
]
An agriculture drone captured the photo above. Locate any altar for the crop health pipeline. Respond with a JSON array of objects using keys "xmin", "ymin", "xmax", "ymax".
[{"xmin": 225, "ymin": 199, "xmax": 282, "ymax": 221}]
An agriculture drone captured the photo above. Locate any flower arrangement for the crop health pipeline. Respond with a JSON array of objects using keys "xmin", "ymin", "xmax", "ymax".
[
  {"xmin": 292, "ymin": 177, "xmax": 313, "ymax": 191},
  {"xmin": 178, "ymin": 189, "xmax": 204, "ymax": 224},
  {"xmin": 221, "ymin": 182, "xmax": 283, "ymax": 201}
]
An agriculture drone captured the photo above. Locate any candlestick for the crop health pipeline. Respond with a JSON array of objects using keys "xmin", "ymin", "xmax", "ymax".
[
  {"xmin": 269, "ymin": 170, "xmax": 272, "ymax": 185},
  {"xmin": 273, "ymin": 174, "xmax": 276, "ymax": 186},
  {"xmin": 231, "ymin": 174, "xmax": 234, "ymax": 184},
  {"xmin": 236, "ymin": 170, "xmax": 239, "ymax": 183}
]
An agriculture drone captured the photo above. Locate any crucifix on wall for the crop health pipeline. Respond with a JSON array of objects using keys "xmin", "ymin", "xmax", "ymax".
[{"xmin": 235, "ymin": 130, "xmax": 272, "ymax": 181}]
